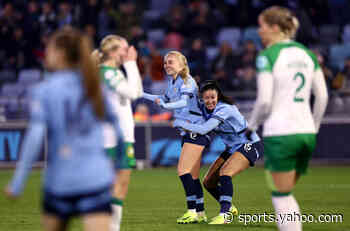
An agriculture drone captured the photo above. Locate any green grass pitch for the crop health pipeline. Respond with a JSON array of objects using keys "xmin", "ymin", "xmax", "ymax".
[{"xmin": 0, "ymin": 166, "xmax": 349, "ymax": 231}]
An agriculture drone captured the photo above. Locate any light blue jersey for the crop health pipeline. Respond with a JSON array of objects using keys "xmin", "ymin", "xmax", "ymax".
[
  {"xmin": 174, "ymin": 102, "xmax": 260, "ymax": 152},
  {"xmin": 143, "ymin": 75, "xmax": 204, "ymax": 124},
  {"xmin": 10, "ymin": 70, "xmax": 120, "ymax": 196}
]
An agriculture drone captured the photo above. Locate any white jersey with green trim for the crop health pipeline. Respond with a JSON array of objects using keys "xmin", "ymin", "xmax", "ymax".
[
  {"xmin": 100, "ymin": 62, "xmax": 143, "ymax": 145},
  {"xmin": 253, "ymin": 40, "xmax": 328, "ymax": 136}
]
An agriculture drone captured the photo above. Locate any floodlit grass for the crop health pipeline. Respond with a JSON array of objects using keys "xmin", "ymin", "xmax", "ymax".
[{"xmin": 0, "ymin": 166, "xmax": 349, "ymax": 231}]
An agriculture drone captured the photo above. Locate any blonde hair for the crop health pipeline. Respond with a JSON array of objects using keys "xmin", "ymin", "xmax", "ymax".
[
  {"xmin": 91, "ymin": 34, "xmax": 125, "ymax": 64},
  {"xmin": 260, "ymin": 6, "xmax": 299, "ymax": 39},
  {"xmin": 164, "ymin": 51, "xmax": 190, "ymax": 83}
]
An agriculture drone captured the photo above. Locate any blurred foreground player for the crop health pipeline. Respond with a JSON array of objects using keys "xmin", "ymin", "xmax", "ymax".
[{"xmin": 5, "ymin": 28, "xmax": 124, "ymax": 231}]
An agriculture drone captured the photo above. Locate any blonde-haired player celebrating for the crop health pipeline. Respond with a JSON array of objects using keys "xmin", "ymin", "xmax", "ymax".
[
  {"xmin": 246, "ymin": 6, "xmax": 328, "ymax": 231},
  {"xmin": 92, "ymin": 35, "xmax": 143, "ymax": 231}
]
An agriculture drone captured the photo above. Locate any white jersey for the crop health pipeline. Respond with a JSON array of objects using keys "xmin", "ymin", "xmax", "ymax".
[
  {"xmin": 249, "ymin": 40, "xmax": 328, "ymax": 137},
  {"xmin": 100, "ymin": 61, "xmax": 143, "ymax": 146}
]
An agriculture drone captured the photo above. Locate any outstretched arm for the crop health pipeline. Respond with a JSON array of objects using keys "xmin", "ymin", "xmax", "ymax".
[
  {"xmin": 8, "ymin": 122, "xmax": 45, "ymax": 196},
  {"xmin": 142, "ymin": 92, "xmax": 163, "ymax": 102},
  {"xmin": 173, "ymin": 118, "xmax": 220, "ymax": 135},
  {"xmin": 160, "ymin": 95, "xmax": 188, "ymax": 109}
]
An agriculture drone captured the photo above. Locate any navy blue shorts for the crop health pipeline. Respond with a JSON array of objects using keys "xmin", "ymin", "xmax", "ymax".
[
  {"xmin": 181, "ymin": 132, "xmax": 211, "ymax": 147},
  {"xmin": 43, "ymin": 187, "xmax": 112, "ymax": 220},
  {"xmin": 222, "ymin": 141, "xmax": 264, "ymax": 166}
]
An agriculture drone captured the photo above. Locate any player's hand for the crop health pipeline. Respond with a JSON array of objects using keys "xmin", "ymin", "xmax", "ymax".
[
  {"xmin": 124, "ymin": 46, "xmax": 137, "ymax": 62},
  {"xmin": 245, "ymin": 129, "xmax": 253, "ymax": 141},
  {"xmin": 155, "ymin": 98, "xmax": 161, "ymax": 105}
]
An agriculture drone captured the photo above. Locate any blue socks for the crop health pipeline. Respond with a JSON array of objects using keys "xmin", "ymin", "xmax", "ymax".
[
  {"xmin": 179, "ymin": 173, "xmax": 196, "ymax": 210},
  {"xmin": 219, "ymin": 175, "xmax": 233, "ymax": 213},
  {"xmin": 206, "ymin": 185, "xmax": 221, "ymax": 202},
  {"xmin": 193, "ymin": 179, "xmax": 204, "ymax": 212}
]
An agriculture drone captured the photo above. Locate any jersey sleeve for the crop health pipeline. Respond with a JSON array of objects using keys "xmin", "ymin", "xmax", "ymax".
[
  {"xmin": 311, "ymin": 69, "xmax": 328, "ymax": 132},
  {"xmin": 29, "ymin": 87, "xmax": 47, "ymax": 123},
  {"xmin": 179, "ymin": 81, "xmax": 196, "ymax": 98},
  {"xmin": 173, "ymin": 118, "xmax": 221, "ymax": 135},
  {"xmin": 211, "ymin": 105, "xmax": 231, "ymax": 122},
  {"xmin": 248, "ymin": 72, "xmax": 274, "ymax": 131},
  {"xmin": 9, "ymin": 87, "xmax": 47, "ymax": 196},
  {"xmin": 306, "ymin": 49, "xmax": 321, "ymax": 71}
]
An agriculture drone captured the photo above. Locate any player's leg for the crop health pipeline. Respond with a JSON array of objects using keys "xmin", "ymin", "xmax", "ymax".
[
  {"xmin": 177, "ymin": 142, "xmax": 205, "ymax": 224},
  {"xmin": 268, "ymin": 170, "xmax": 301, "ymax": 231},
  {"xmin": 82, "ymin": 213, "xmax": 111, "ymax": 231},
  {"xmin": 111, "ymin": 169, "xmax": 131, "ymax": 231},
  {"xmin": 42, "ymin": 214, "xmax": 68, "ymax": 231},
  {"xmin": 209, "ymin": 142, "xmax": 261, "ymax": 224},
  {"xmin": 109, "ymin": 142, "xmax": 133, "ymax": 231},
  {"xmin": 203, "ymin": 150, "xmax": 230, "ymax": 202},
  {"xmin": 190, "ymin": 157, "xmax": 208, "ymax": 222},
  {"xmin": 264, "ymin": 134, "xmax": 315, "ymax": 231},
  {"xmin": 208, "ymin": 151, "xmax": 250, "ymax": 224}
]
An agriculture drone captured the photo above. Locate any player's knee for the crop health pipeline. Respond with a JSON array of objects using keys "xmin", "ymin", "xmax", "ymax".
[
  {"xmin": 275, "ymin": 185, "xmax": 294, "ymax": 193},
  {"xmin": 177, "ymin": 165, "xmax": 191, "ymax": 176}
]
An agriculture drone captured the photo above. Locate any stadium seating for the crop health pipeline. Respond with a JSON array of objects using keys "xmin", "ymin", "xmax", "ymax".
[
  {"xmin": 217, "ymin": 27, "xmax": 241, "ymax": 50},
  {"xmin": 242, "ymin": 27, "xmax": 262, "ymax": 49},
  {"xmin": 329, "ymin": 43, "xmax": 350, "ymax": 70}
]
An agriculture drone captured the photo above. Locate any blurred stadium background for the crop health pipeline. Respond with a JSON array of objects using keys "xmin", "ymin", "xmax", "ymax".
[
  {"xmin": 0, "ymin": 0, "xmax": 349, "ymax": 166},
  {"xmin": 0, "ymin": 0, "xmax": 349, "ymax": 230}
]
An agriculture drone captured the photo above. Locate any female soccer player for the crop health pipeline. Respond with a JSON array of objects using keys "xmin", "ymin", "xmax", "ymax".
[
  {"xmin": 5, "ymin": 28, "xmax": 122, "ymax": 231},
  {"xmin": 143, "ymin": 51, "xmax": 208, "ymax": 224},
  {"xmin": 92, "ymin": 35, "xmax": 143, "ymax": 231},
  {"xmin": 173, "ymin": 80, "xmax": 263, "ymax": 224},
  {"xmin": 247, "ymin": 6, "xmax": 328, "ymax": 231}
]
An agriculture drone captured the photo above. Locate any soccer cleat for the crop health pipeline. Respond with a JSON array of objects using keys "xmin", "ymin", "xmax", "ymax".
[
  {"xmin": 208, "ymin": 214, "xmax": 226, "ymax": 224},
  {"xmin": 176, "ymin": 210, "xmax": 198, "ymax": 224},
  {"xmin": 197, "ymin": 213, "xmax": 208, "ymax": 223},
  {"xmin": 229, "ymin": 204, "xmax": 239, "ymax": 216}
]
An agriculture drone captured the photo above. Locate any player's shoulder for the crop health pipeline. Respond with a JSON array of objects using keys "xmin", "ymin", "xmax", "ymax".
[
  {"xmin": 181, "ymin": 75, "xmax": 197, "ymax": 90},
  {"xmin": 100, "ymin": 66, "xmax": 116, "ymax": 79},
  {"xmin": 214, "ymin": 102, "xmax": 233, "ymax": 115},
  {"xmin": 33, "ymin": 71, "xmax": 79, "ymax": 98}
]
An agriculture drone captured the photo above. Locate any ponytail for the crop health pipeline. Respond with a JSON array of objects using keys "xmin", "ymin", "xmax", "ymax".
[
  {"xmin": 49, "ymin": 28, "xmax": 105, "ymax": 119},
  {"xmin": 91, "ymin": 49, "xmax": 102, "ymax": 66},
  {"xmin": 79, "ymin": 36, "xmax": 105, "ymax": 119}
]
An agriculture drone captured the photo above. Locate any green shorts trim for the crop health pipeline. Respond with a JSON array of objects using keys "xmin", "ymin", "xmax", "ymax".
[
  {"xmin": 264, "ymin": 134, "xmax": 316, "ymax": 175},
  {"xmin": 106, "ymin": 142, "xmax": 136, "ymax": 169}
]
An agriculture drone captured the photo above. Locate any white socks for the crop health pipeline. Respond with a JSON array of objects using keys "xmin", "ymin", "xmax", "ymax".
[
  {"xmin": 111, "ymin": 205, "xmax": 123, "ymax": 231},
  {"xmin": 272, "ymin": 194, "xmax": 302, "ymax": 231}
]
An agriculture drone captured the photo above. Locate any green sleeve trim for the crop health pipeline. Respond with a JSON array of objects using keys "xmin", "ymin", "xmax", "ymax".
[
  {"xmin": 306, "ymin": 50, "xmax": 320, "ymax": 71},
  {"xmin": 256, "ymin": 44, "xmax": 283, "ymax": 73}
]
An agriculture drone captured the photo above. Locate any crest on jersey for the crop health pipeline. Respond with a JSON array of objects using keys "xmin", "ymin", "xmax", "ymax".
[
  {"xmin": 105, "ymin": 70, "xmax": 115, "ymax": 79},
  {"xmin": 256, "ymin": 56, "xmax": 268, "ymax": 70}
]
